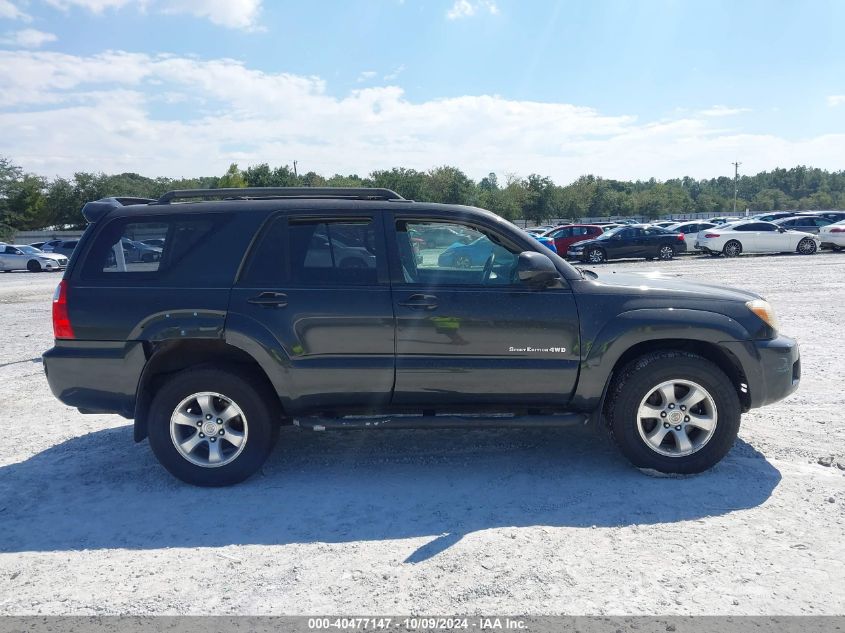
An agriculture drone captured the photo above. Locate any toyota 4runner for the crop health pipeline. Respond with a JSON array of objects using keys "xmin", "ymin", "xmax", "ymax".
[{"xmin": 43, "ymin": 187, "xmax": 801, "ymax": 486}]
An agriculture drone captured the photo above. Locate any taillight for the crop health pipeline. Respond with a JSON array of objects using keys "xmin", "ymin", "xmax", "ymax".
[
  {"xmin": 831, "ymin": 227, "xmax": 845, "ymax": 233},
  {"xmin": 704, "ymin": 233, "xmax": 720, "ymax": 238},
  {"xmin": 52, "ymin": 280, "xmax": 74, "ymax": 339},
  {"xmin": 677, "ymin": 233, "xmax": 685, "ymax": 241}
]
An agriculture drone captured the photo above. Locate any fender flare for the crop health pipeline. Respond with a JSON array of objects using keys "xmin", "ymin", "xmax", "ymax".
[{"xmin": 572, "ymin": 308, "xmax": 752, "ymax": 411}]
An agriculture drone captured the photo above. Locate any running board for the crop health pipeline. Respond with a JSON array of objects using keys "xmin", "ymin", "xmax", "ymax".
[{"xmin": 294, "ymin": 413, "xmax": 588, "ymax": 431}]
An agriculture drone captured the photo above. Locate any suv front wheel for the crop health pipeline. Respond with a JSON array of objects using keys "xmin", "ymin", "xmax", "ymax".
[
  {"xmin": 606, "ymin": 351, "xmax": 741, "ymax": 474},
  {"xmin": 148, "ymin": 366, "xmax": 279, "ymax": 486}
]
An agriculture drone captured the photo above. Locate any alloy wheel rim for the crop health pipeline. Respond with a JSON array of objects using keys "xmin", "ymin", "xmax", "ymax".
[
  {"xmin": 660, "ymin": 246, "xmax": 673, "ymax": 259},
  {"xmin": 726, "ymin": 243, "xmax": 739, "ymax": 256},
  {"xmin": 588, "ymin": 249, "xmax": 604, "ymax": 263},
  {"xmin": 636, "ymin": 379, "xmax": 718, "ymax": 457},
  {"xmin": 799, "ymin": 239, "xmax": 815, "ymax": 254},
  {"xmin": 170, "ymin": 391, "xmax": 248, "ymax": 468}
]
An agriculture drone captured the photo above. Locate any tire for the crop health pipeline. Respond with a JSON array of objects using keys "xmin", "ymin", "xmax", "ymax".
[
  {"xmin": 26, "ymin": 259, "xmax": 42, "ymax": 272},
  {"xmin": 586, "ymin": 248, "xmax": 606, "ymax": 264},
  {"xmin": 832, "ymin": 245, "xmax": 842, "ymax": 252},
  {"xmin": 606, "ymin": 351, "xmax": 741, "ymax": 474},
  {"xmin": 722, "ymin": 240, "xmax": 742, "ymax": 258},
  {"xmin": 797, "ymin": 237, "xmax": 817, "ymax": 255},
  {"xmin": 658, "ymin": 244, "xmax": 675, "ymax": 260},
  {"xmin": 147, "ymin": 366, "xmax": 280, "ymax": 486}
]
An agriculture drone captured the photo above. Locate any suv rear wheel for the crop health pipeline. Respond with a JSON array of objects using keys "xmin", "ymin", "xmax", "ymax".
[
  {"xmin": 148, "ymin": 366, "xmax": 279, "ymax": 486},
  {"xmin": 606, "ymin": 351, "xmax": 741, "ymax": 474}
]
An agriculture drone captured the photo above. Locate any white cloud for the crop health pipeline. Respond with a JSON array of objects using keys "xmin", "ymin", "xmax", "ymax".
[
  {"xmin": 447, "ymin": 0, "xmax": 498, "ymax": 20},
  {"xmin": 827, "ymin": 95, "xmax": 845, "ymax": 107},
  {"xmin": 699, "ymin": 105, "xmax": 751, "ymax": 117},
  {"xmin": 357, "ymin": 70, "xmax": 377, "ymax": 83},
  {"xmin": 0, "ymin": 29, "xmax": 58, "ymax": 48},
  {"xmin": 43, "ymin": 0, "xmax": 262, "ymax": 30},
  {"xmin": 0, "ymin": 0, "xmax": 31, "ymax": 20},
  {"xmin": 44, "ymin": 0, "xmax": 136, "ymax": 11},
  {"xmin": 0, "ymin": 50, "xmax": 843, "ymax": 183},
  {"xmin": 383, "ymin": 64, "xmax": 405, "ymax": 81},
  {"xmin": 159, "ymin": 0, "xmax": 262, "ymax": 30}
]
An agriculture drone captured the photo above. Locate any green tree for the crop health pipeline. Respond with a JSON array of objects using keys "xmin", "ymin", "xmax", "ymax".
[{"xmin": 217, "ymin": 163, "xmax": 247, "ymax": 188}]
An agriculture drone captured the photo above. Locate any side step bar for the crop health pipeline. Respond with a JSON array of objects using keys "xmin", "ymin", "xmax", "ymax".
[{"xmin": 294, "ymin": 413, "xmax": 588, "ymax": 431}]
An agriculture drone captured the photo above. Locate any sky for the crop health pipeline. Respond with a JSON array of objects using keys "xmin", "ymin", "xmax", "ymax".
[{"xmin": 0, "ymin": 0, "xmax": 843, "ymax": 184}]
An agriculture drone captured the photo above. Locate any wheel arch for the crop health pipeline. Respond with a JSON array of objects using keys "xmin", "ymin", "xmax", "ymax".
[
  {"xmin": 133, "ymin": 339, "xmax": 287, "ymax": 442},
  {"xmin": 575, "ymin": 308, "xmax": 753, "ymax": 417}
]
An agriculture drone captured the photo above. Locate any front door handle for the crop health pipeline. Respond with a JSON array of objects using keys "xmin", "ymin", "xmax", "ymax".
[
  {"xmin": 248, "ymin": 291, "xmax": 288, "ymax": 308},
  {"xmin": 398, "ymin": 293, "xmax": 438, "ymax": 310}
]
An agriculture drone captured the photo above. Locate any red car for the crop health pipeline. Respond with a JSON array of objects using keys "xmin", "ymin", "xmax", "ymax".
[{"xmin": 542, "ymin": 224, "xmax": 604, "ymax": 254}]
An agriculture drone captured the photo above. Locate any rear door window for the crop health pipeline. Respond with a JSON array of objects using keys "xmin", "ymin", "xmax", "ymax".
[{"xmin": 241, "ymin": 216, "xmax": 384, "ymax": 287}]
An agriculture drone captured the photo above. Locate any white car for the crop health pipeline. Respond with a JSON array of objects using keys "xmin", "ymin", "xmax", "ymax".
[
  {"xmin": 818, "ymin": 219, "xmax": 845, "ymax": 251},
  {"xmin": 694, "ymin": 220, "xmax": 820, "ymax": 257},
  {"xmin": 0, "ymin": 244, "xmax": 68, "ymax": 272}
]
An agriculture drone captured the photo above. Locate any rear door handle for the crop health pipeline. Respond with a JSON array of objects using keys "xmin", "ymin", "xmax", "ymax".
[
  {"xmin": 398, "ymin": 293, "xmax": 438, "ymax": 310},
  {"xmin": 248, "ymin": 291, "xmax": 288, "ymax": 308}
]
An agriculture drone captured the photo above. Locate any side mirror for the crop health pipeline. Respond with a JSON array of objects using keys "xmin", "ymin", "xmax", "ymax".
[
  {"xmin": 778, "ymin": 227, "xmax": 786, "ymax": 233},
  {"xmin": 518, "ymin": 251, "xmax": 561, "ymax": 288}
]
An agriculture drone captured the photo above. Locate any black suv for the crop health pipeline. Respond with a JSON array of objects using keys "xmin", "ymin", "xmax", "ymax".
[{"xmin": 43, "ymin": 188, "xmax": 800, "ymax": 486}]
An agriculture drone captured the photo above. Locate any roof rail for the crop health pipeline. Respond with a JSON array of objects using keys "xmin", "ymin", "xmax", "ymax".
[
  {"xmin": 156, "ymin": 187, "xmax": 406, "ymax": 204},
  {"xmin": 81, "ymin": 196, "xmax": 155, "ymax": 223}
]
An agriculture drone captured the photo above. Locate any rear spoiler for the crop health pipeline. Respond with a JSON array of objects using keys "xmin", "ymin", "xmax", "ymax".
[{"xmin": 81, "ymin": 197, "xmax": 154, "ymax": 223}]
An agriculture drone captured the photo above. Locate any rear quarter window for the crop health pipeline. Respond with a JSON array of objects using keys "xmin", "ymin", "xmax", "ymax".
[{"xmin": 80, "ymin": 213, "xmax": 238, "ymax": 286}]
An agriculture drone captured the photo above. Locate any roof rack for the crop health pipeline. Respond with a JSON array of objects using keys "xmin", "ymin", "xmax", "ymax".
[
  {"xmin": 81, "ymin": 196, "xmax": 156, "ymax": 223},
  {"xmin": 156, "ymin": 187, "xmax": 406, "ymax": 204}
]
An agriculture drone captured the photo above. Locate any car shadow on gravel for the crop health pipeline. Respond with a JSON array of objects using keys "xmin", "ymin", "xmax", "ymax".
[{"xmin": 0, "ymin": 424, "xmax": 781, "ymax": 561}]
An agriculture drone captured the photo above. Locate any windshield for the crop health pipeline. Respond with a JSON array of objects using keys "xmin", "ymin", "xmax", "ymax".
[{"xmin": 18, "ymin": 246, "xmax": 43, "ymax": 254}]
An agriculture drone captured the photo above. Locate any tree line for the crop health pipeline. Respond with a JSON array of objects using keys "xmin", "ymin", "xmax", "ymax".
[{"xmin": 2, "ymin": 156, "xmax": 844, "ymax": 238}]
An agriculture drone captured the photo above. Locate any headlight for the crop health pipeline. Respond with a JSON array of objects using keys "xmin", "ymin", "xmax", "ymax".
[{"xmin": 746, "ymin": 299, "xmax": 779, "ymax": 330}]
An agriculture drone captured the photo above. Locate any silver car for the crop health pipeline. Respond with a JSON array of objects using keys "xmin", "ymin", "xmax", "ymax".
[{"xmin": 0, "ymin": 244, "xmax": 68, "ymax": 272}]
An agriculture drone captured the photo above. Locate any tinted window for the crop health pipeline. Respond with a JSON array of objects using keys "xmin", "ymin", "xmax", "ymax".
[
  {"xmin": 551, "ymin": 227, "xmax": 572, "ymax": 238},
  {"xmin": 82, "ymin": 215, "xmax": 231, "ymax": 282},
  {"xmin": 396, "ymin": 220, "xmax": 519, "ymax": 286},
  {"xmin": 289, "ymin": 219, "xmax": 379, "ymax": 286},
  {"xmin": 735, "ymin": 223, "xmax": 767, "ymax": 231},
  {"xmin": 644, "ymin": 227, "xmax": 666, "ymax": 236}
]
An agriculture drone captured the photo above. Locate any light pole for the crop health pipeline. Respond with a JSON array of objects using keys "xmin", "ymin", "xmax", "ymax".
[{"xmin": 731, "ymin": 161, "xmax": 742, "ymax": 215}]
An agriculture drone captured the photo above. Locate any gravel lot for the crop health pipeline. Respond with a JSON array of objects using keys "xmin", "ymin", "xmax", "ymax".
[{"xmin": 0, "ymin": 253, "xmax": 843, "ymax": 615}]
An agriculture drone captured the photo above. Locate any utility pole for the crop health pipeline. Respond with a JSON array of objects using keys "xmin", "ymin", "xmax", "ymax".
[
  {"xmin": 293, "ymin": 160, "xmax": 298, "ymax": 178},
  {"xmin": 731, "ymin": 161, "xmax": 742, "ymax": 215}
]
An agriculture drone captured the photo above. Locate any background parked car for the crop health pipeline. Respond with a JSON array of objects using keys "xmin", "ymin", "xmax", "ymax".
[
  {"xmin": 651, "ymin": 220, "xmax": 679, "ymax": 228},
  {"xmin": 542, "ymin": 224, "xmax": 603, "ymax": 253},
  {"xmin": 708, "ymin": 216, "xmax": 741, "ymax": 225},
  {"xmin": 818, "ymin": 219, "xmax": 845, "ymax": 251},
  {"xmin": 0, "ymin": 244, "xmax": 68, "ymax": 272},
  {"xmin": 694, "ymin": 220, "xmax": 819, "ymax": 257},
  {"xmin": 437, "ymin": 236, "xmax": 505, "ymax": 267},
  {"xmin": 142, "ymin": 238, "xmax": 166, "ymax": 248},
  {"xmin": 751, "ymin": 211, "xmax": 799, "ymax": 222},
  {"xmin": 37, "ymin": 239, "xmax": 65, "ymax": 253},
  {"xmin": 771, "ymin": 216, "xmax": 832, "ymax": 234},
  {"xmin": 414, "ymin": 225, "xmax": 473, "ymax": 247},
  {"xmin": 530, "ymin": 234, "xmax": 558, "ymax": 253},
  {"xmin": 665, "ymin": 221, "xmax": 717, "ymax": 236},
  {"xmin": 51, "ymin": 240, "xmax": 79, "ymax": 259},
  {"xmin": 28, "ymin": 241, "xmax": 46, "ymax": 250},
  {"xmin": 567, "ymin": 225, "xmax": 686, "ymax": 263},
  {"xmin": 798, "ymin": 210, "xmax": 845, "ymax": 223}
]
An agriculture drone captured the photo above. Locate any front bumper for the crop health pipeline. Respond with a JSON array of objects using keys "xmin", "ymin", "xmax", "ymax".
[{"xmin": 721, "ymin": 334, "xmax": 800, "ymax": 409}]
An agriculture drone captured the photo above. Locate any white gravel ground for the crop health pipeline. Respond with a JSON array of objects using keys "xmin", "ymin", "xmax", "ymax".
[{"xmin": 0, "ymin": 252, "xmax": 843, "ymax": 615}]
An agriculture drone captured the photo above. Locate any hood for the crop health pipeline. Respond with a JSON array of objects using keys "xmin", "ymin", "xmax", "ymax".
[
  {"xmin": 582, "ymin": 270, "xmax": 762, "ymax": 303},
  {"xmin": 37, "ymin": 252, "xmax": 66, "ymax": 261}
]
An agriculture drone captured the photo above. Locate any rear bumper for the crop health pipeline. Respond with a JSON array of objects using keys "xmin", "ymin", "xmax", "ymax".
[
  {"xmin": 721, "ymin": 335, "xmax": 800, "ymax": 409},
  {"xmin": 42, "ymin": 341, "xmax": 146, "ymax": 418}
]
